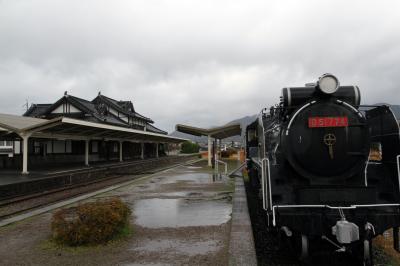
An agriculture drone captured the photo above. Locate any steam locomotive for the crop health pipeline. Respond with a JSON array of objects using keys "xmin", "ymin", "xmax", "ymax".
[{"xmin": 245, "ymin": 74, "xmax": 400, "ymax": 264}]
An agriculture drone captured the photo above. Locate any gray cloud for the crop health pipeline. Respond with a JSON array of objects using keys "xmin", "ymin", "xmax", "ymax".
[{"xmin": 0, "ymin": 0, "xmax": 400, "ymax": 132}]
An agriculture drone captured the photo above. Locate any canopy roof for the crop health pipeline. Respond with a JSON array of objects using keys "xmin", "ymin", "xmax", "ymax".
[
  {"xmin": 0, "ymin": 113, "xmax": 186, "ymax": 143},
  {"xmin": 0, "ymin": 113, "xmax": 47, "ymax": 132},
  {"xmin": 175, "ymin": 123, "xmax": 241, "ymax": 139}
]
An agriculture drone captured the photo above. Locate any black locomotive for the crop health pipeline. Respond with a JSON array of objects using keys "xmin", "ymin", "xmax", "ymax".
[{"xmin": 245, "ymin": 74, "xmax": 400, "ymax": 264}]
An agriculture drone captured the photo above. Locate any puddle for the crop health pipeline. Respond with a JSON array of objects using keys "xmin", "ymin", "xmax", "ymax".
[
  {"xmin": 130, "ymin": 239, "xmax": 219, "ymax": 256},
  {"xmin": 159, "ymin": 191, "xmax": 189, "ymax": 197},
  {"xmin": 160, "ymin": 173, "xmax": 220, "ymax": 184},
  {"xmin": 123, "ymin": 263, "xmax": 172, "ymax": 266},
  {"xmin": 134, "ymin": 198, "xmax": 231, "ymax": 228},
  {"xmin": 187, "ymin": 192, "xmax": 204, "ymax": 197},
  {"xmin": 143, "ymin": 192, "xmax": 191, "ymax": 198}
]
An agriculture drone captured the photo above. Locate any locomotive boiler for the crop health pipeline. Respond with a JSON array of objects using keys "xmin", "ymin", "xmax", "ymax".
[{"xmin": 246, "ymin": 74, "xmax": 400, "ymax": 265}]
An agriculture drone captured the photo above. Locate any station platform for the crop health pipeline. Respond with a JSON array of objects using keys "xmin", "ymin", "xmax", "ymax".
[{"xmin": 0, "ymin": 154, "xmax": 198, "ymax": 200}]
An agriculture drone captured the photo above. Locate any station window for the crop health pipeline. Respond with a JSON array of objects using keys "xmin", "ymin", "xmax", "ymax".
[
  {"xmin": 34, "ymin": 141, "xmax": 41, "ymax": 154},
  {"xmin": 91, "ymin": 141, "xmax": 98, "ymax": 153},
  {"xmin": 53, "ymin": 140, "xmax": 66, "ymax": 153},
  {"xmin": 47, "ymin": 141, "xmax": 52, "ymax": 154},
  {"xmin": 0, "ymin": 141, "xmax": 12, "ymax": 147}
]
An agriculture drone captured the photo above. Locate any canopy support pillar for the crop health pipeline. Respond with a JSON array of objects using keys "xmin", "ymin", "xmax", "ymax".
[
  {"xmin": 141, "ymin": 142, "xmax": 144, "ymax": 159},
  {"xmin": 21, "ymin": 133, "xmax": 31, "ymax": 174},
  {"xmin": 156, "ymin": 143, "xmax": 159, "ymax": 158},
  {"xmin": 119, "ymin": 141, "xmax": 123, "ymax": 162},
  {"xmin": 85, "ymin": 140, "xmax": 89, "ymax": 166}
]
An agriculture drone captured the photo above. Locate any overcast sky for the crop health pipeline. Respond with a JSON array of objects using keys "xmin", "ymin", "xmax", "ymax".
[{"xmin": 0, "ymin": 0, "xmax": 400, "ymax": 132}]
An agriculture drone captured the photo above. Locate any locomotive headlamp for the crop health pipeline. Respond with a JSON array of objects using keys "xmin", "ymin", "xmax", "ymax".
[{"xmin": 317, "ymin": 73, "xmax": 340, "ymax": 94}]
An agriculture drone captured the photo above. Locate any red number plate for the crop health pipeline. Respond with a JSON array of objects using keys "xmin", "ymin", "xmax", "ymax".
[{"xmin": 308, "ymin": 117, "xmax": 348, "ymax": 128}]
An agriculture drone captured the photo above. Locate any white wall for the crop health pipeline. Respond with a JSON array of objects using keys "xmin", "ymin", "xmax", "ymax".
[{"xmin": 52, "ymin": 103, "xmax": 82, "ymax": 114}]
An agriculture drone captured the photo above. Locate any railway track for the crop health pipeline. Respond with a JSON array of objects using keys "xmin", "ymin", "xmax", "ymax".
[
  {"xmin": 0, "ymin": 174, "xmax": 135, "ymax": 220},
  {"xmin": 0, "ymin": 158, "xmax": 199, "ymax": 221}
]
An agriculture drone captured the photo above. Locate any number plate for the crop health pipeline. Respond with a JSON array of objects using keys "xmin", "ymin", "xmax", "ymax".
[{"xmin": 308, "ymin": 117, "xmax": 348, "ymax": 128}]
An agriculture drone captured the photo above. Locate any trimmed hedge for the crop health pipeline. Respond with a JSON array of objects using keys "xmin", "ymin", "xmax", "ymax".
[
  {"xmin": 51, "ymin": 198, "xmax": 131, "ymax": 246},
  {"xmin": 181, "ymin": 141, "xmax": 200, "ymax": 154}
]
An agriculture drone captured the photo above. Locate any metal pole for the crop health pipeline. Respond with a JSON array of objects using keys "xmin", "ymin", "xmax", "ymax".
[
  {"xmin": 208, "ymin": 135, "xmax": 212, "ymax": 166},
  {"xmin": 141, "ymin": 142, "xmax": 144, "ymax": 159},
  {"xmin": 216, "ymin": 139, "xmax": 219, "ymax": 161}
]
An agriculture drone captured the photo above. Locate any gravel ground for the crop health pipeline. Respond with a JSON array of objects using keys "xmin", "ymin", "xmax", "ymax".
[
  {"xmin": 0, "ymin": 160, "xmax": 236, "ymax": 266},
  {"xmin": 244, "ymin": 178, "xmax": 399, "ymax": 266}
]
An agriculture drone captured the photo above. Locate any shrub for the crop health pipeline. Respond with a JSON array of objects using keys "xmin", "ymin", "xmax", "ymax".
[
  {"xmin": 51, "ymin": 198, "xmax": 131, "ymax": 246},
  {"xmin": 180, "ymin": 141, "xmax": 200, "ymax": 154}
]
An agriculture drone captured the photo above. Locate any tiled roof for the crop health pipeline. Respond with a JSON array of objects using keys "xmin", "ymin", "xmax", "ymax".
[
  {"xmin": 23, "ymin": 104, "xmax": 52, "ymax": 117},
  {"xmin": 23, "ymin": 93, "xmax": 166, "ymax": 134},
  {"xmin": 146, "ymin": 123, "xmax": 168, "ymax": 135},
  {"xmin": 94, "ymin": 94, "xmax": 153, "ymax": 123}
]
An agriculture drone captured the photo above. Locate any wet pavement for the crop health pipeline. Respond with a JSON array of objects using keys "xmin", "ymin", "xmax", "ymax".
[
  {"xmin": 134, "ymin": 198, "xmax": 231, "ymax": 228},
  {"xmin": 0, "ymin": 159, "xmax": 238, "ymax": 266}
]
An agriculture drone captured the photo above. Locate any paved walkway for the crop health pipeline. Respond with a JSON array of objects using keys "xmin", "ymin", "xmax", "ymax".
[{"xmin": 229, "ymin": 176, "xmax": 257, "ymax": 266}]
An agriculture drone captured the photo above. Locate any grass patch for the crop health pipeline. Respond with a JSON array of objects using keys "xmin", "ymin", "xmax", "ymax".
[
  {"xmin": 374, "ymin": 232, "xmax": 400, "ymax": 265},
  {"xmin": 242, "ymin": 168, "xmax": 249, "ymax": 182}
]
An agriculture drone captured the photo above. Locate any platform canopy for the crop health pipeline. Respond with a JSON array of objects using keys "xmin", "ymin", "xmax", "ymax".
[
  {"xmin": 0, "ymin": 113, "xmax": 186, "ymax": 143},
  {"xmin": 176, "ymin": 123, "xmax": 242, "ymax": 167},
  {"xmin": 175, "ymin": 123, "xmax": 241, "ymax": 139}
]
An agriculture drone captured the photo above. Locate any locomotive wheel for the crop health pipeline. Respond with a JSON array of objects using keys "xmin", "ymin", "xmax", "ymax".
[
  {"xmin": 300, "ymin": 234, "xmax": 309, "ymax": 261},
  {"xmin": 292, "ymin": 234, "xmax": 309, "ymax": 263}
]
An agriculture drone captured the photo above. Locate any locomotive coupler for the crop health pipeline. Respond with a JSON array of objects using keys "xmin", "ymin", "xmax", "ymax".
[{"xmin": 332, "ymin": 219, "xmax": 360, "ymax": 244}]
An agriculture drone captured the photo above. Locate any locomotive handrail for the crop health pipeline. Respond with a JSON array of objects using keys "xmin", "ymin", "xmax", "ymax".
[
  {"xmin": 260, "ymin": 157, "xmax": 272, "ymax": 211},
  {"xmin": 215, "ymin": 159, "xmax": 228, "ymax": 175},
  {"xmin": 364, "ymin": 154, "xmax": 370, "ymax": 187},
  {"xmin": 260, "ymin": 158, "xmax": 268, "ymax": 210},
  {"xmin": 285, "ymin": 101, "xmax": 316, "ymax": 136},
  {"xmin": 272, "ymin": 203, "xmax": 400, "ymax": 227},
  {"xmin": 397, "ymin": 155, "xmax": 400, "ymax": 193},
  {"xmin": 337, "ymin": 100, "xmax": 364, "ymax": 118}
]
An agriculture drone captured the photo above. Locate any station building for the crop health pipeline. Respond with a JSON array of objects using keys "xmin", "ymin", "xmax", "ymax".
[{"xmin": 0, "ymin": 92, "xmax": 185, "ymax": 174}]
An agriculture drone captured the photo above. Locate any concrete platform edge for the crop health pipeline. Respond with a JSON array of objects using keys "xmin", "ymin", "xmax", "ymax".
[{"xmin": 229, "ymin": 176, "xmax": 257, "ymax": 266}]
